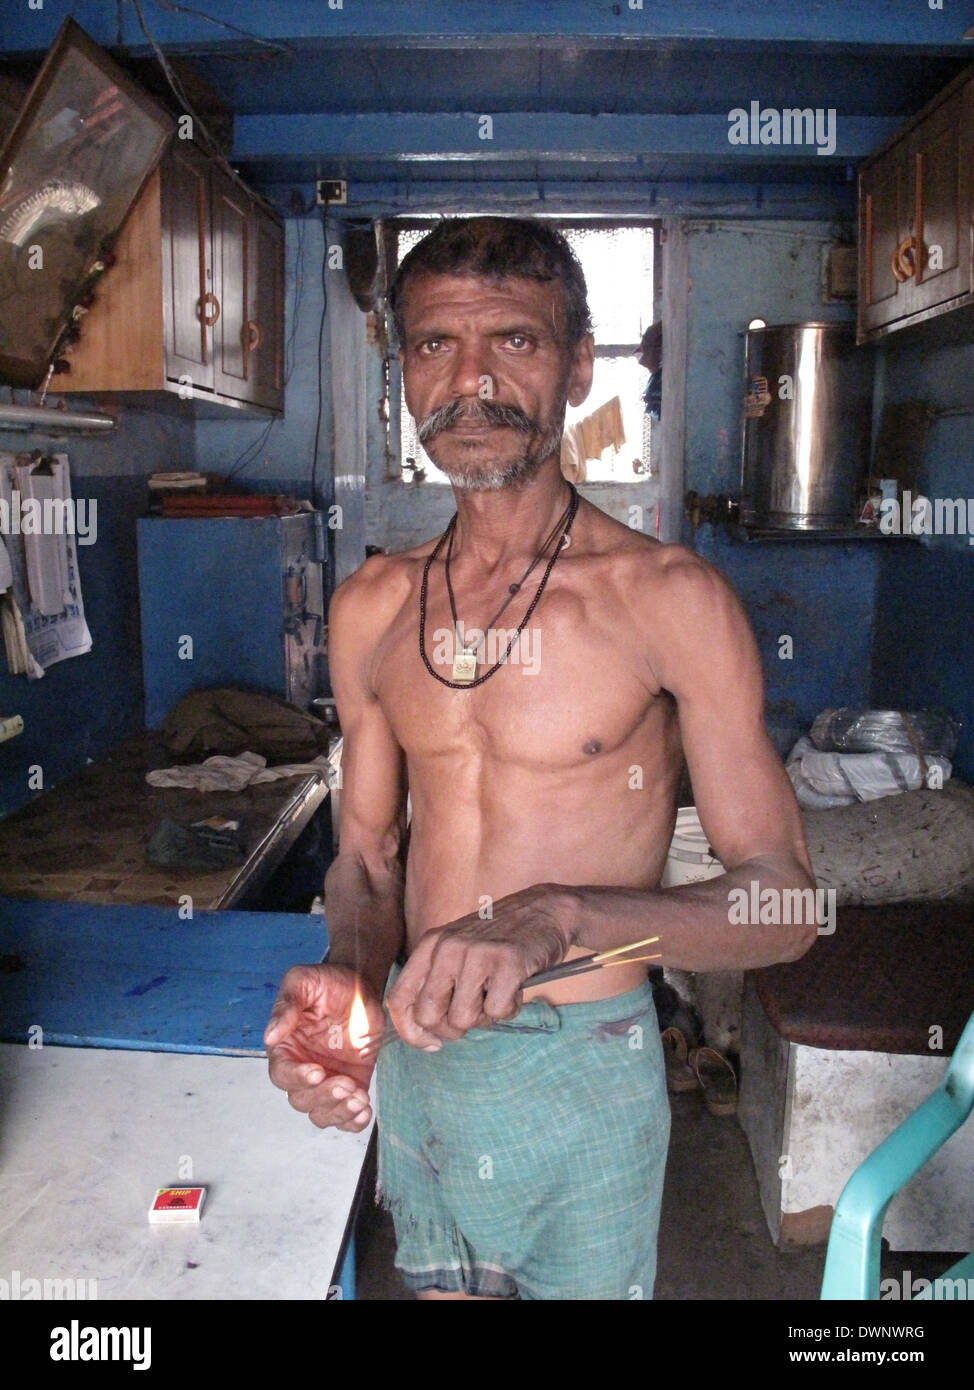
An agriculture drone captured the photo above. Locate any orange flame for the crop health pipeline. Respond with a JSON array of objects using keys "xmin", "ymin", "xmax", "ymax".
[{"xmin": 348, "ymin": 989, "xmax": 370, "ymax": 1050}]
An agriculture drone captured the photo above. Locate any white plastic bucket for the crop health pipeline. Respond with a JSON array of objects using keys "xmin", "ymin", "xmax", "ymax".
[
  {"xmin": 660, "ymin": 808, "xmax": 741, "ymax": 1053},
  {"xmin": 661, "ymin": 806, "xmax": 724, "ymax": 887}
]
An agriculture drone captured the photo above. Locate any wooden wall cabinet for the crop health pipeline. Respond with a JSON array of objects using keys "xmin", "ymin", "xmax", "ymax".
[
  {"xmin": 54, "ymin": 142, "xmax": 284, "ymax": 413},
  {"xmin": 858, "ymin": 69, "xmax": 974, "ymax": 343}
]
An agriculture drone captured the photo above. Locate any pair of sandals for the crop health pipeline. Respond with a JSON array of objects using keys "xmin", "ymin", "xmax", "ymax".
[{"xmin": 661, "ymin": 1026, "xmax": 738, "ymax": 1116}]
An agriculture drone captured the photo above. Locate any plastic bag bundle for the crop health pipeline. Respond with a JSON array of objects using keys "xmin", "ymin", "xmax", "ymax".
[
  {"xmin": 810, "ymin": 707, "xmax": 959, "ymax": 759},
  {"xmin": 786, "ymin": 735, "xmax": 952, "ymax": 809}
]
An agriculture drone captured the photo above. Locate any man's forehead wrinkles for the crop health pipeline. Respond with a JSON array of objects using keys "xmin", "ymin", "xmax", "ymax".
[
  {"xmin": 406, "ymin": 270, "xmax": 553, "ymax": 294},
  {"xmin": 408, "ymin": 292, "xmax": 553, "ymax": 314},
  {"xmin": 409, "ymin": 315, "xmax": 552, "ymax": 333},
  {"xmin": 406, "ymin": 307, "xmax": 558, "ymax": 337},
  {"xmin": 405, "ymin": 277, "xmax": 561, "ymax": 312}
]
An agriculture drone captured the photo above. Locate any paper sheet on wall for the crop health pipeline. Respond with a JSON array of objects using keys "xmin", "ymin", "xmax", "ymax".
[{"xmin": 0, "ymin": 452, "xmax": 92, "ymax": 677}]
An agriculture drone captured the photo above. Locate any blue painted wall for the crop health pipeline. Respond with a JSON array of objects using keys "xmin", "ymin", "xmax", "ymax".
[
  {"xmin": 870, "ymin": 327, "xmax": 974, "ymax": 781},
  {"xmin": 682, "ymin": 220, "xmax": 877, "ymax": 756},
  {"xmin": 693, "ymin": 526, "xmax": 878, "ymax": 757},
  {"xmin": 0, "ymin": 410, "xmax": 194, "ymax": 816},
  {"xmin": 872, "ymin": 545, "xmax": 974, "ymax": 780}
]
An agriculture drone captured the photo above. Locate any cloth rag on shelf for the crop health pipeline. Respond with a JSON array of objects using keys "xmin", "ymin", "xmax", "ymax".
[{"xmin": 146, "ymin": 750, "xmax": 334, "ymax": 794}]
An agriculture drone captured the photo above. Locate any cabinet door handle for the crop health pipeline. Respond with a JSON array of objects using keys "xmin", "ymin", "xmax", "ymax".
[
  {"xmin": 199, "ymin": 291, "xmax": 221, "ymax": 326},
  {"xmin": 245, "ymin": 319, "xmax": 263, "ymax": 351},
  {"xmin": 891, "ymin": 236, "xmax": 918, "ymax": 282}
]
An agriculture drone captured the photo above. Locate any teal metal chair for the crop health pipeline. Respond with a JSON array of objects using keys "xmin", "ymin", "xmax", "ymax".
[{"xmin": 821, "ymin": 1007, "xmax": 974, "ymax": 1300}]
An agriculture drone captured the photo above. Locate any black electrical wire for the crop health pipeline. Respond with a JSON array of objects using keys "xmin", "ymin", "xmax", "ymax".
[
  {"xmin": 283, "ymin": 213, "xmax": 307, "ymax": 386},
  {"xmin": 147, "ymin": 0, "xmax": 294, "ymax": 56},
  {"xmin": 129, "ymin": 0, "xmax": 211, "ymax": 142},
  {"xmin": 310, "ymin": 208, "xmax": 328, "ymax": 508},
  {"xmin": 127, "ymin": 0, "xmax": 270, "ymax": 208},
  {"xmin": 223, "ymin": 415, "xmax": 274, "ymax": 482}
]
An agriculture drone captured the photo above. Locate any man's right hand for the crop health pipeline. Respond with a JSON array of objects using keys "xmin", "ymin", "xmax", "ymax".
[{"xmin": 264, "ymin": 964, "xmax": 385, "ymax": 1132}]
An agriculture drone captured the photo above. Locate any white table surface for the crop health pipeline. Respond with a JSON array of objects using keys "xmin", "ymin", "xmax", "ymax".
[{"xmin": 0, "ymin": 1044, "xmax": 374, "ymax": 1299}]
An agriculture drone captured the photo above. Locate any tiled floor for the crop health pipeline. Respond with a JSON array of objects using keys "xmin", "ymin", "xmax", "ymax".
[{"xmin": 354, "ymin": 1088, "xmax": 956, "ymax": 1301}]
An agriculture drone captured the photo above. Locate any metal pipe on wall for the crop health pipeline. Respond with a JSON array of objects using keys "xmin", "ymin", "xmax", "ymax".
[{"xmin": 0, "ymin": 403, "xmax": 116, "ymax": 434}]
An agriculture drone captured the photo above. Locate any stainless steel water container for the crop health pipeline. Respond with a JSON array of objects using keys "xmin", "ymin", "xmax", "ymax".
[{"xmin": 740, "ymin": 323, "xmax": 871, "ymax": 530}]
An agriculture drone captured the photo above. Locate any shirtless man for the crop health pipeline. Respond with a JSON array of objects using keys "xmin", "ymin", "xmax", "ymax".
[{"xmin": 265, "ymin": 217, "xmax": 816, "ymax": 1301}]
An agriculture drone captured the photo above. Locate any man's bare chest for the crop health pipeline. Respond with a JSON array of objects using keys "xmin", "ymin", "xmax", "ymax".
[{"xmin": 371, "ymin": 581, "xmax": 671, "ymax": 773}]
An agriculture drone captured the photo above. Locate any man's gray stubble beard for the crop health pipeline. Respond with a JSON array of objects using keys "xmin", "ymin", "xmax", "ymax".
[
  {"xmin": 418, "ymin": 400, "xmax": 567, "ymax": 492},
  {"xmin": 438, "ymin": 423, "xmax": 564, "ymax": 491}
]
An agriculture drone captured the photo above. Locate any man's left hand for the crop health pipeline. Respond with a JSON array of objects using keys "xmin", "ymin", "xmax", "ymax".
[{"xmin": 386, "ymin": 883, "xmax": 577, "ymax": 1048}]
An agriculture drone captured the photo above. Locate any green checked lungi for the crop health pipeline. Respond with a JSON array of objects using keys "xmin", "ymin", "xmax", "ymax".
[{"xmin": 374, "ymin": 969, "xmax": 670, "ymax": 1300}]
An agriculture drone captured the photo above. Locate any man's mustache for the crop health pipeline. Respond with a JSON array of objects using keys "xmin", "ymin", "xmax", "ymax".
[{"xmin": 417, "ymin": 397, "xmax": 541, "ymax": 442}]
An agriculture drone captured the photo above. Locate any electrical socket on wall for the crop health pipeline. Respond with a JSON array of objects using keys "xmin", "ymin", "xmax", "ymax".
[
  {"xmin": 316, "ymin": 179, "xmax": 347, "ymax": 206},
  {"xmin": 822, "ymin": 244, "xmax": 858, "ymax": 302}
]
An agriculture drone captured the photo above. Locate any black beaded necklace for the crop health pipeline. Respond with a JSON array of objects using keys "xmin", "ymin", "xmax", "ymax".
[{"xmin": 419, "ymin": 484, "xmax": 579, "ymax": 690}]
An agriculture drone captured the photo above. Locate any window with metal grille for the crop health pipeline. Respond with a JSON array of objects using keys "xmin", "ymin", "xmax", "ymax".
[{"xmin": 389, "ymin": 221, "xmax": 657, "ymax": 484}]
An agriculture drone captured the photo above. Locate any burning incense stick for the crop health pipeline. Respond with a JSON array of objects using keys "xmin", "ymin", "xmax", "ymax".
[
  {"xmin": 514, "ymin": 934, "xmax": 660, "ymax": 988},
  {"xmin": 586, "ymin": 934, "xmax": 660, "ymax": 963},
  {"xmin": 522, "ymin": 947, "xmax": 661, "ymax": 988}
]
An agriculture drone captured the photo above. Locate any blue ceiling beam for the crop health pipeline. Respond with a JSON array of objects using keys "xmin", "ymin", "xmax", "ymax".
[
  {"xmin": 257, "ymin": 178, "xmax": 855, "ymax": 222},
  {"xmin": 232, "ymin": 111, "xmax": 899, "ymax": 163},
  {"xmin": 3, "ymin": 0, "xmax": 972, "ymax": 52}
]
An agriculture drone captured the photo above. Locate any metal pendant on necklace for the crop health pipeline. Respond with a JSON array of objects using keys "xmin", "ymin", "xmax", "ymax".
[{"xmin": 452, "ymin": 649, "xmax": 478, "ymax": 684}]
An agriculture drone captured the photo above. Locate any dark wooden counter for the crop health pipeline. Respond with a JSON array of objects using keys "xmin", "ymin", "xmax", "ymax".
[{"xmin": 0, "ymin": 730, "xmax": 328, "ymax": 911}]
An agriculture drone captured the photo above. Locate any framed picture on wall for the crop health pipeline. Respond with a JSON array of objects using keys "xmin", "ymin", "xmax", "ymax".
[{"xmin": 0, "ymin": 17, "xmax": 173, "ymax": 389}]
